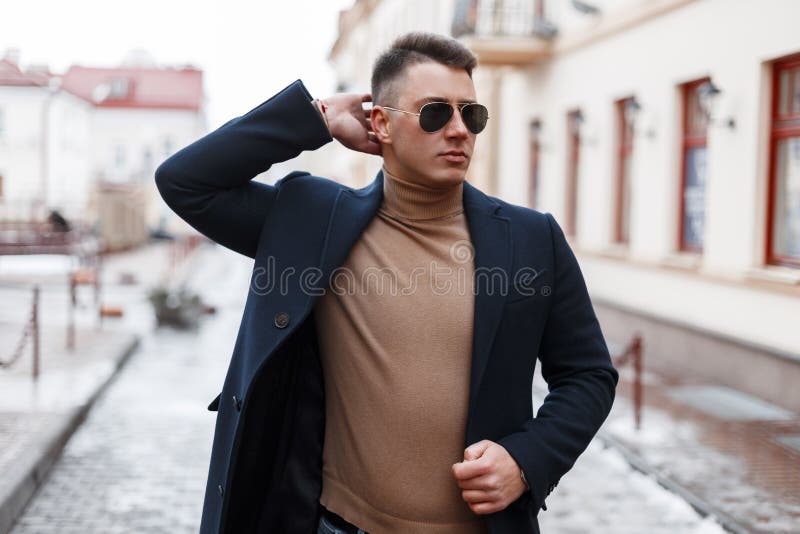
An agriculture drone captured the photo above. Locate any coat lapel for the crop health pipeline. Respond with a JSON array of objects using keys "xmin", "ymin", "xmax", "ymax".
[
  {"xmin": 317, "ymin": 171, "xmax": 385, "ymax": 287},
  {"xmin": 316, "ymin": 168, "xmax": 513, "ymax": 430},
  {"xmin": 462, "ymin": 180, "xmax": 512, "ymax": 418}
]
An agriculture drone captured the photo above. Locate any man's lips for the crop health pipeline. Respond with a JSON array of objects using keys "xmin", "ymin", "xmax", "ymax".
[{"xmin": 439, "ymin": 150, "xmax": 468, "ymax": 162}]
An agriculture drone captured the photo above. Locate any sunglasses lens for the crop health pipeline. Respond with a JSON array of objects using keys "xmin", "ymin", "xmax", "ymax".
[
  {"xmin": 462, "ymin": 104, "xmax": 489, "ymax": 134},
  {"xmin": 419, "ymin": 103, "xmax": 453, "ymax": 132}
]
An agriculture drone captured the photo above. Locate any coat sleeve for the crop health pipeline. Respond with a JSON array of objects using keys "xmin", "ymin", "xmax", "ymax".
[
  {"xmin": 497, "ymin": 212, "xmax": 619, "ymax": 513},
  {"xmin": 154, "ymin": 79, "xmax": 333, "ymax": 258}
]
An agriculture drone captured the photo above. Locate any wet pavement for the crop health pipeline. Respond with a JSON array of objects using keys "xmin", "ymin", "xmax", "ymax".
[{"xmin": 7, "ymin": 242, "xmax": 246, "ymax": 534}]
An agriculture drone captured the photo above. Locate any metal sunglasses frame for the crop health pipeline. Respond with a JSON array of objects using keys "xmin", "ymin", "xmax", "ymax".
[{"xmin": 379, "ymin": 101, "xmax": 490, "ymax": 133}]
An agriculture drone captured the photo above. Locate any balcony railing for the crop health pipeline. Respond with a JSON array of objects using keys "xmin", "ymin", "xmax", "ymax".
[
  {"xmin": 452, "ymin": 0, "xmax": 557, "ymax": 65},
  {"xmin": 452, "ymin": 0, "xmax": 558, "ymax": 40}
]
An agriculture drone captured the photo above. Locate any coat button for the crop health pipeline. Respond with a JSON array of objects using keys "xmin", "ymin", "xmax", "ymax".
[
  {"xmin": 218, "ymin": 484, "xmax": 224, "ymax": 497},
  {"xmin": 232, "ymin": 395, "xmax": 242, "ymax": 411},
  {"xmin": 274, "ymin": 312, "xmax": 290, "ymax": 329}
]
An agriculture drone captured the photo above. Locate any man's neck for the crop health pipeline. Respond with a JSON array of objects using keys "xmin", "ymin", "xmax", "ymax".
[{"xmin": 380, "ymin": 164, "xmax": 463, "ymax": 221}]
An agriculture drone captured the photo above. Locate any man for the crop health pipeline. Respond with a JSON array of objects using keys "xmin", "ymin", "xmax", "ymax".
[{"xmin": 155, "ymin": 32, "xmax": 618, "ymax": 534}]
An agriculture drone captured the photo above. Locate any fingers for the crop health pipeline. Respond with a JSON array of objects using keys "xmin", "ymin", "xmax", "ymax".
[
  {"xmin": 455, "ymin": 473, "xmax": 494, "ymax": 490},
  {"xmin": 460, "ymin": 489, "xmax": 495, "ymax": 503},
  {"xmin": 452, "ymin": 458, "xmax": 490, "ymax": 481},
  {"xmin": 464, "ymin": 440, "xmax": 493, "ymax": 461},
  {"xmin": 467, "ymin": 501, "xmax": 502, "ymax": 515}
]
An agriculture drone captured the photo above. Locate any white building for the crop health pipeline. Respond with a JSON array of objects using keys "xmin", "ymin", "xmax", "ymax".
[
  {"xmin": 0, "ymin": 49, "xmax": 206, "ymax": 248},
  {"xmin": 0, "ymin": 54, "xmax": 92, "ymax": 222},
  {"xmin": 318, "ymin": 0, "xmax": 800, "ymax": 412}
]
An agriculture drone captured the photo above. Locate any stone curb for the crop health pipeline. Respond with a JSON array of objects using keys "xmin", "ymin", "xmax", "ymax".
[{"xmin": 0, "ymin": 334, "xmax": 141, "ymax": 534}]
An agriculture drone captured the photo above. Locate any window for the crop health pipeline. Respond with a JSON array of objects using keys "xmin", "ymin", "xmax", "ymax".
[
  {"xmin": 528, "ymin": 119, "xmax": 541, "ymax": 210},
  {"xmin": 565, "ymin": 109, "xmax": 582, "ymax": 236},
  {"xmin": 679, "ymin": 78, "xmax": 710, "ymax": 252},
  {"xmin": 615, "ymin": 97, "xmax": 637, "ymax": 244},
  {"xmin": 766, "ymin": 54, "xmax": 800, "ymax": 267}
]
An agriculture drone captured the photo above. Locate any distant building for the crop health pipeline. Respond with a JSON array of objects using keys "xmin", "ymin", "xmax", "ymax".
[
  {"xmin": 327, "ymin": 0, "xmax": 800, "ymax": 412},
  {"xmin": 0, "ymin": 49, "xmax": 206, "ymax": 249}
]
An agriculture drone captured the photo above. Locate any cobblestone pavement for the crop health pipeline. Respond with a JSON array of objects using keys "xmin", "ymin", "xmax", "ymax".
[
  {"xmin": 9, "ymin": 243, "xmax": 247, "ymax": 534},
  {"xmin": 7, "ymin": 243, "xmax": 742, "ymax": 533}
]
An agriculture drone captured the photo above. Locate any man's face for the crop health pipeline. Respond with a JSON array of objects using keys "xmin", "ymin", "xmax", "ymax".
[{"xmin": 374, "ymin": 61, "xmax": 478, "ymax": 189}]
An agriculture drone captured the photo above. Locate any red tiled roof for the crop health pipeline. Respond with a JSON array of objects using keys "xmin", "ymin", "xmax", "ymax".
[
  {"xmin": 0, "ymin": 58, "xmax": 53, "ymax": 87},
  {"xmin": 60, "ymin": 65, "xmax": 203, "ymax": 111}
]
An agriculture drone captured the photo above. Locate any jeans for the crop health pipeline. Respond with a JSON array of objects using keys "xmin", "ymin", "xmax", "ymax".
[{"xmin": 317, "ymin": 506, "xmax": 369, "ymax": 534}]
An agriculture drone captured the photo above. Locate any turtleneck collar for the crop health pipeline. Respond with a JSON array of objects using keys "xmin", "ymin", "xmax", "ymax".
[{"xmin": 380, "ymin": 164, "xmax": 464, "ymax": 221}]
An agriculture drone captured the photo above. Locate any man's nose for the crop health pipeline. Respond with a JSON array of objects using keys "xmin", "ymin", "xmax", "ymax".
[{"xmin": 444, "ymin": 107, "xmax": 470, "ymax": 138}]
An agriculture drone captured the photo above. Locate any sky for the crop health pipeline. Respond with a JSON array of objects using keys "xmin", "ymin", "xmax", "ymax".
[{"xmin": 1, "ymin": 0, "xmax": 355, "ymax": 127}]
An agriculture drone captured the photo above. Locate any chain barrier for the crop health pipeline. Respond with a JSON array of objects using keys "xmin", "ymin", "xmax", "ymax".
[{"xmin": 0, "ymin": 285, "xmax": 40, "ymax": 377}]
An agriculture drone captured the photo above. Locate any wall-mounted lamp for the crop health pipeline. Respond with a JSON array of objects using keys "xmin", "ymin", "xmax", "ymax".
[
  {"xmin": 529, "ymin": 118, "xmax": 542, "ymax": 138},
  {"xmin": 622, "ymin": 97, "xmax": 641, "ymax": 129},
  {"xmin": 697, "ymin": 80, "xmax": 735, "ymax": 129},
  {"xmin": 569, "ymin": 109, "xmax": 598, "ymax": 146},
  {"xmin": 569, "ymin": 110, "xmax": 585, "ymax": 133}
]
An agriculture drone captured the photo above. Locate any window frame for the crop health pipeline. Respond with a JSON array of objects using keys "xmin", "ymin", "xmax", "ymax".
[
  {"xmin": 765, "ymin": 54, "xmax": 800, "ymax": 268},
  {"xmin": 528, "ymin": 118, "xmax": 541, "ymax": 210},
  {"xmin": 614, "ymin": 97, "xmax": 636, "ymax": 244},
  {"xmin": 565, "ymin": 109, "xmax": 582, "ymax": 237},
  {"xmin": 678, "ymin": 77, "xmax": 711, "ymax": 253}
]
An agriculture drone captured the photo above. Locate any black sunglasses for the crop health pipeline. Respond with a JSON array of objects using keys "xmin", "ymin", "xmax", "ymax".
[{"xmin": 381, "ymin": 101, "xmax": 489, "ymax": 134}]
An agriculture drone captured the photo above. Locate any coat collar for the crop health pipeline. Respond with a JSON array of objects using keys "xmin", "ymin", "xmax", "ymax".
[{"xmin": 317, "ymin": 168, "xmax": 512, "ymax": 434}]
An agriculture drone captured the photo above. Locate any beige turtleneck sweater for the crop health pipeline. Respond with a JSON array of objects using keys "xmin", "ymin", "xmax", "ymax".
[{"xmin": 313, "ymin": 165, "xmax": 487, "ymax": 534}]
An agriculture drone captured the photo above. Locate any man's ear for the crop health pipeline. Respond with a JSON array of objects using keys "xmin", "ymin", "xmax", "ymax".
[{"xmin": 371, "ymin": 107, "xmax": 392, "ymax": 145}]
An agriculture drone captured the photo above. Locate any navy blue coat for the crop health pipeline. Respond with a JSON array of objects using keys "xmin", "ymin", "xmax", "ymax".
[{"xmin": 155, "ymin": 79, "xmax": 618, "ymax": 534}]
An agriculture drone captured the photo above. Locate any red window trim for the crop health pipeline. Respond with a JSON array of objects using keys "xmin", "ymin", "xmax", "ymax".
[
  {"xmin": 565, "ymin": 109, "xmax": 581, "ymax": 236},
  {"xmin": 765, "ymin": 53, "xmax": 800, "ymax": 268},
  {"xmin": 614, "ymin": 97, "xmax": 635, "ymax": 244},
  {"xmin": 528, "ymin": 119, "xmax": 541, "ymax": 210},
  {"xmin": 678, "ymin": 77, "xmax": 710, "ymax": 253}
]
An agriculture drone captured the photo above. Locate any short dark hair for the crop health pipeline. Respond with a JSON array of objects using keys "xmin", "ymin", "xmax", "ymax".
[{"xmin": 371, "ymin": 32, "xmax": 478, "ymax": 107}]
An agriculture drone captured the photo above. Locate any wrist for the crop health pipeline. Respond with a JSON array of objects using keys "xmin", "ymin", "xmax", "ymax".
[
  {"xmin": 520, "ymin": 467, "xmax": 530, "ymax": 492},
  {"xmin": 312, "ymin": 98, "xmax": 332, "ymax": 134}
]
